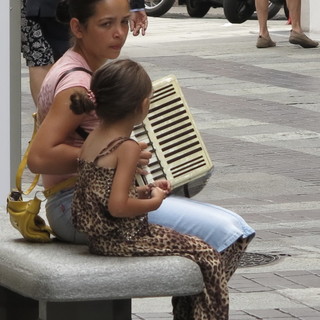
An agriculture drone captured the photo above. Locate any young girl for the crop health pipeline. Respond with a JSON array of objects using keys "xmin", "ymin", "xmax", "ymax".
[{"xmin": 70, "ymin": 59, "xmax": 229, "ymax": 320}]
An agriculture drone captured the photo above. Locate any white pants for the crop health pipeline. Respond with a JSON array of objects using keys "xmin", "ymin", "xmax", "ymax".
[{"xmin": 46, "ymin": 188, "xmax": 255, "ymax": 252}]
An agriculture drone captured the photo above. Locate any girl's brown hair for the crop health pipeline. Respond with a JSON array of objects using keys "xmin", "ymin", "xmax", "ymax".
[{"xmin": 70, "ymin": 59, "xmax": 152, "ymax": 122}]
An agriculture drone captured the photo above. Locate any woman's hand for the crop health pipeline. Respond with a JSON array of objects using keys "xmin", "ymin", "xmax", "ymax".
[
  {"xmin": 130, "ymin": 10, "xmax": 148, "ymax": 36},
  {"xmin": 136, "ymin": 142, "xmax": 152, "ymax": 175}
]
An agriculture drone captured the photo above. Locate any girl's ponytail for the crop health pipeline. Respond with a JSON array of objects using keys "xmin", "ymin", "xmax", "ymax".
[{"xmin": 70, "ymin": 91, "xmax": 96, "ymax": 115}]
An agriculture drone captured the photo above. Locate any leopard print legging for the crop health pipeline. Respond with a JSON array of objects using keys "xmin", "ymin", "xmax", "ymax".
[
  {"xmin": 90, "ymin": 232, "xmax": 255, "ymax": 320},
  {"xmin": 90, "ymin": 224, "xmax": 230, "ymax": 320},
  {"xmin": 171, "ymin": 234, "xmax": 255, "ymax": 319},
  {"xmin": 221, "ymin": 234, "xmax": 255, "ymax": 282}
]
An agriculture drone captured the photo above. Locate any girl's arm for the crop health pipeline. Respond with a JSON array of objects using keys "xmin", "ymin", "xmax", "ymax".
[
  {"xmin": 108, "ymin": 140, "xmax": 167, "ymax": 218},
  {"xmin": 27, "ymin": 87, "xmax": 87, "ymax": 174}
]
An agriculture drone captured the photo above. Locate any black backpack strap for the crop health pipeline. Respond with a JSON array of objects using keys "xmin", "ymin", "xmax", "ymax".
[
  {"xmin": 76, "ymin": 126, "xmax": 89, "ymax": 140},
  {"xmin": 54, "ymin": 67, "xmax": 93, "ymax": 92}
]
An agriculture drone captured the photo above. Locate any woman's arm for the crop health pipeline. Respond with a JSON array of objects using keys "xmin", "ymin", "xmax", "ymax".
[
  {"xmin": 27, "ymin": 87, "xmax": 87, "ymax": 174},
  {"xmin": 107, "ymin": 140, "xmax": 167, "ymax": 218}
]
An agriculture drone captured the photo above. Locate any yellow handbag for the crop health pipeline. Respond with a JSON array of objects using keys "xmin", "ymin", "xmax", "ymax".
[
  {"xmin": 6, "ymin": 113, "xmax": 76, "ymax": 242},
  {"xmin": 7, "ymin": 191, "xmax": 51, "ymax": 243}
]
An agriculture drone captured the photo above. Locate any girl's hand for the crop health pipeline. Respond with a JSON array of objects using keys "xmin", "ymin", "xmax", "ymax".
[
  {"xmin": 149, "ymin": 180, "xmax": 171, "ymax": 199},
  {"xmin": 150, "ymin": 186, "xmax": 168, "ymax": 200},
  {"xmin": 153, "ymin": 180, "xmax": 172, "ymax": 194}
]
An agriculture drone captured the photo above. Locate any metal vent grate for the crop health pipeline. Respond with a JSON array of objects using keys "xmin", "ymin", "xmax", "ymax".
[{"xmin": 239, "ymin": 252, "xmax": 280, "ymax": 268}]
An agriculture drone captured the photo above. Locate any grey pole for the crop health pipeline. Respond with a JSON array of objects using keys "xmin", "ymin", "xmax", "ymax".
[{"xmin": 0, "ymin": 0, "xmax": 21, "ymax": 207}]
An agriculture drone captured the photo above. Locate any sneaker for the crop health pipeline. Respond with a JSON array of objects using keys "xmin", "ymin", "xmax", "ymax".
[
  {"xmin": 289, "ymin": 30, "xmax": 319, "ymax": 48},
  {"xmin": 256, "ymin": 36, "xmax": 276, "ymax": 48}
]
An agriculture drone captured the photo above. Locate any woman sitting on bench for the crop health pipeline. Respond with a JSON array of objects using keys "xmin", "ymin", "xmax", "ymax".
[{"xmin": 27, "ymin": 0, "xmax": 255, "ymax": 290}]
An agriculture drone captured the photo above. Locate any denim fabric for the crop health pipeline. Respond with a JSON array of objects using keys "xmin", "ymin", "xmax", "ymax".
[
  {"xmin": 148, "ymin": 196, "xmax": 255, "ymax": 252},
  {"xmin": 46, "ymin": 188, "xmax": 88, "ymax": 244},
  {"xmin": 46, "ymin": 188, "xmax": 255, "ymax": 251}
]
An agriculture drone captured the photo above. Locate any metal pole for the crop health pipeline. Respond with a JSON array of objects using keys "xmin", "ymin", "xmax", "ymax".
[{"xmin": 0, "ymin": 0, "xmax": 21, "ymax": 207}]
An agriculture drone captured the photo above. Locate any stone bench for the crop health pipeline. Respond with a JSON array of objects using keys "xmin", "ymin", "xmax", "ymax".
[{"xmin": 0, "ymin": 213, "xmax": 203, "ymax": 320}]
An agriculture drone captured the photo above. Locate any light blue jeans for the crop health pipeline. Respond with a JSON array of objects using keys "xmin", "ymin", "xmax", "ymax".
[{"xmin": 46, "ymin": 188, "xmax": 255, "ymax": 252}]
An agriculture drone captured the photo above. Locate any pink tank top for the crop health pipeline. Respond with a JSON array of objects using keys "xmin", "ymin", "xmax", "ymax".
[{"xmin": 37, "ymin": 49, "xmax": 99, "ymax": 189}]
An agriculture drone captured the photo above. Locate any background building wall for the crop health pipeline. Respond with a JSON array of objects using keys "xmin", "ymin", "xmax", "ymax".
[{"xmin": 301, "ymin": 0, "xmax": 320, "ymax": 33}]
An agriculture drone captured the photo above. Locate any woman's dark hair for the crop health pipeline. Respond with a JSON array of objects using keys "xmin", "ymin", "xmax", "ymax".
[
  {"xmin": 56, "ymin": 0, "xmax": 103, "ymax": 25},
  {"xmin": 70, "ymin": 59, "xmax": 153, "ymax": 122}
]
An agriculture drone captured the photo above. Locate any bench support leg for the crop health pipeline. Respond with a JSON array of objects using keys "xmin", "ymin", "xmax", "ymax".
[
  {"xmin": 39, "ymin": 299, "xmax": 132, "ymax": 320},
  {"xmin": 0, "ymin": 286, "xmax": 38, "ymax": 320}
]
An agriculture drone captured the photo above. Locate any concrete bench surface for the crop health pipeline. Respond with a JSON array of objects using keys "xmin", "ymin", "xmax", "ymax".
[{"xmin": 0, "ymin": 212, "xmax": 203, "ymax": 303}]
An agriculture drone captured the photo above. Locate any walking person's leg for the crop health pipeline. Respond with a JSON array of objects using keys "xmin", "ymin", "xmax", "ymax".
[
  {"xmin": 287, "ymin": 0, "xmax": 319, "ymax": 48},
  {"xmin": 255, "ymin": 0, "xmax": 276, "ymax": 48}
]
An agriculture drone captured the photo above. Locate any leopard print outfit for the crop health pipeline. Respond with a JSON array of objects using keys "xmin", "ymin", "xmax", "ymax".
[
  {"xmin": 72, "ymin": 137, "xmax": 229, "ymax": 320},
  {"xmin": 220, "ymin": 234, "xmax": 254, "ymax": 282}
]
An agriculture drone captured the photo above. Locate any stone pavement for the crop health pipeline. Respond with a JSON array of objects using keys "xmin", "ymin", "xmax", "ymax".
[{"xmin": 20, "ymin": 6, "xmax": 320, "ymax": 320}]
